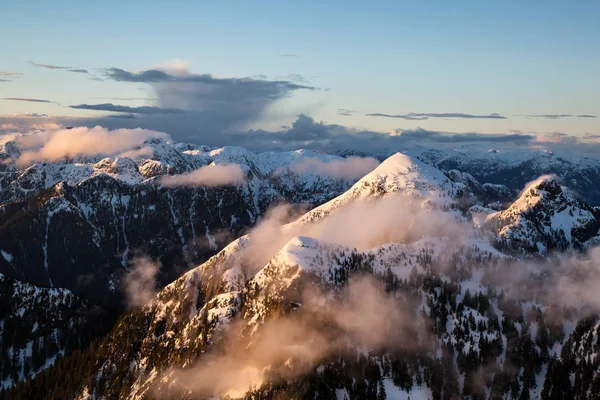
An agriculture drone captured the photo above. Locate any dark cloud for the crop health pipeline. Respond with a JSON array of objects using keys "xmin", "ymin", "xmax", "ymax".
[
  {"xmin": 69, "ymin": 69, "xmax": 89, "ymax": 74},
  {"xmin": 103, "ymin": 68, "xmax": 316, "ymax": 92},
  {"xmin": 2, "ymin": 97, "xmax": 53, "ymax": 103},
  {"xmin": 3, "ymin": 113, "xmax": 600, "ymax": 160},
  {"xmin": 83, "ymin": 67, "xmax": 320, "ymax": 140},
  {"xmin": 526, "ymin": 114, "xmax": 598, "ymax": 119},
  {"xmin": 70, "ymin": 103, "xmax": 185, "ymax": 115},
  {"xmin": 367, "ymin": 112, "xmax": 507, "ymax": 120},
  {"xmin": 107, "ymin": 113, "xmax": 137, "ymax": 119}
]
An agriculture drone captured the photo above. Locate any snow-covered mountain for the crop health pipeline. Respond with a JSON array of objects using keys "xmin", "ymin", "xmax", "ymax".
[
  {"xmin": 0, "ymin": 138, "xmax": 366, "ymax": 303},
  {"xmin": 486, "ymin": 176, "xmax": 600, "ymax": 254},
  {"xmin": 335, "ymin": 145, "xmax": 600, "ymax": 206},
  {"xmin": 9, "ymin": 151, "xmax": 600, "ymax": 399}
]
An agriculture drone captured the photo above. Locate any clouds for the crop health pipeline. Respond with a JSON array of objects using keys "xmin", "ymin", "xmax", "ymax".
[
  {"xmin": 28, "ymin": 60, "xmax": 88, "ymax": 74},
  {"xmin": 0, "ymin": 71, "xmax": 22, "ymax": 79},
  {"xmin": 526, "ymin": 114, "xmax": 597, "ymax": 119},
  {"xmin": 122, "ymin": 256, "xmax": 161, "ymax": 308},
  {"xmin": 2, "ymin": 97, "xmax": 53, "ymax": 103},
  {"xmin": 288, "ymin": 156, "xmax": 380, "ymax": 179},
  {"xmin": 13, "ymin": 126, "xmax": 168, "ymax": 167},
  {"xmin": 336, "ymin": 108, "xmax": 357, "ymax": 116},
  {"xmin": 70, "ymin": 103, "xmax": 185, "ymax": 115},
  {"xmin": 160, "ymin": 164, "xmax": 245, "ymax": 187},
  {"xmin": 367, "ymin": 112, "xmax": 507, "ymax": 120},
  {"xmin": 85, "ymin": 66, "xmax": 319, "ymax": 141}
]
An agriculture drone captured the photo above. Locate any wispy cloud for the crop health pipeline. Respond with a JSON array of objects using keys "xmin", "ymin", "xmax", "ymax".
[
  {"xmin": 28, "ymin": 60, "xmax": 88, "ymax": 74},
  {"xmin": 367, "ymin": 112, "xmax": 507, "ymax": 120},
  {"xmin": 337, "ymin": 108, "xmax": 357, "ymax": 116},
  {"xmin": 94, "ymin": 97, "xmax": 156, "ymax": 101},
  {"xmin": 0, "ymin": 71, "xmax": 22, "ymax": 78},
  {"xmin": 70, "ymin": 103, "xmax": 185, "ymax": 115},
  {"xmin": 526, "ymin": 114, "xmax": 597, "ymax": 119},
  {"xmin": 2, "ymin": 97, "xmax": 53, "ymax": 103},
  {"xmin": 28, "ymin": 60, "xmax": 68, "ymax": 70}
]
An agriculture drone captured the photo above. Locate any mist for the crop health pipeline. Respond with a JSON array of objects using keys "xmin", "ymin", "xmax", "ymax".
[
  {"xmin": 160, "ymin": 163, "xmax": 245, "ymax": 187},
  {"xmin": 122, "ymin": 256, "xmax": 161, "ymax": 308},
  {"xmin": 164, "ymin": 276, "xmax": 430, "ymax": 398}
]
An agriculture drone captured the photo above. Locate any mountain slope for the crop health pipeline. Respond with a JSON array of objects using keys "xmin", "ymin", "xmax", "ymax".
[
  {"xmin": 10, "ymin": 152, "xmax": 600, "ymax": 399},
  {"xmin": 486, "ymin": 176, "xmax": 600, "ymax": 254}
]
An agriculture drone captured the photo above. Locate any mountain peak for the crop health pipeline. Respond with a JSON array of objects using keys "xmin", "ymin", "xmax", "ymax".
[{"xmin": 487, "ymin": 174, "xmax": 600, "ymax": 253}]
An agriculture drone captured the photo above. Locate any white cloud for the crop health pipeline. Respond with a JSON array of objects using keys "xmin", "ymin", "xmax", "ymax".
[{"xmin": 160, "ymin": 163, "xmax": 245, "ymax": 187}]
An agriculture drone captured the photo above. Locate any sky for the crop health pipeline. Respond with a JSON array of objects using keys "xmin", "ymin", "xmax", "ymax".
[{"xmin": 1, "ymin": 0, "xmax": 599, "ymax": 145}]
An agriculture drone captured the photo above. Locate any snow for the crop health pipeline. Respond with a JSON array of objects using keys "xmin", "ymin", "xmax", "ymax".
[
  {"xmin": 382, "ymin": 378, "xmax": 432, "ymax": 400},
  {"xmin": 1, "ymin": 250, "xmax": 13, "ymax": 263}
]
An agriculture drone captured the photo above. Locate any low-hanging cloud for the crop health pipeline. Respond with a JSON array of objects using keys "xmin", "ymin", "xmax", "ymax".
[
  {"xmin": 14, "ymin": 126, "xmax": 169, "ymax": 167},
  {"xmin": 288, "ymin": 156, "xmax": 380, "ymax": 179},
  {"xmin": 160, "ymin": 163, "xmax": 245, "ymax": 187},
  {"xmin": 163, "ymin": 276, "xmax": 429, "ymax": 398},
  {"xmin": 122, "ymin": 256, "xmax": 161, "ymax": 308}
]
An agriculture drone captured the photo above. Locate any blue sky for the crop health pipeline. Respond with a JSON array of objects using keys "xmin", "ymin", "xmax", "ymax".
[{"xmin": 1, "ymin": 0, "xmax": 598, "ymax": 138}]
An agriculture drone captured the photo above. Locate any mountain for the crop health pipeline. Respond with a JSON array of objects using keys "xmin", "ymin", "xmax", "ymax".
[
  {"xmin": 0, "ymin": 273, "xmax": 116, "ymax": 394},
  {"xmin": 486, "ymin": 176, "xmax": 600, "ymax": 254},
  {"xmin": 0, "ymin": 138, "xmax": 361, "ymax": 303},
  {"xmin": 9, "ymin": 152, "xmax": 600, "ymax": 399},
  {"xmin": 0, "ymin": 138, "xmax": 374, "ymax": 394},
  {"xmin": 335, "ymin": 145, "xmax": 600, "ymax": 206}
]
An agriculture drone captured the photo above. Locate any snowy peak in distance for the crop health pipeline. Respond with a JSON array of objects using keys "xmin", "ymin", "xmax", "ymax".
[
  {"xmin": 486, "ymin": 175, "xmax": 600, "ymax": 254},
  {"xmin": 354, "ymin": 152, "xmax": 454, "ymax": 196},
  {"xmin": 294, "ymin": 152, "xmax": 467, "ymax": 225}
]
